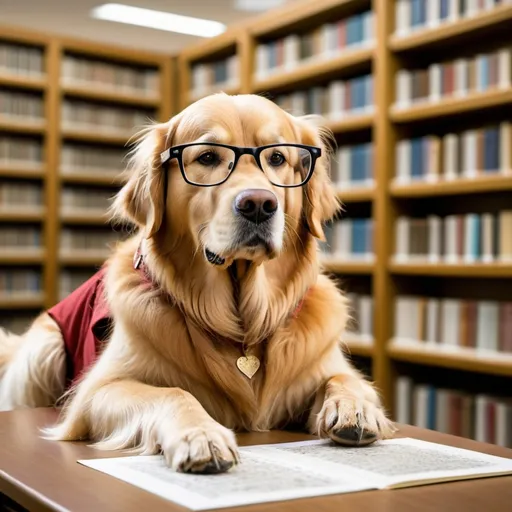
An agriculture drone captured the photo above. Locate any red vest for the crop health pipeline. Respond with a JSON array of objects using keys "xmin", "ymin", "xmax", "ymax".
[{"xmin": 47, "ymin": 268, "xmax": 110, "ymax": 386}]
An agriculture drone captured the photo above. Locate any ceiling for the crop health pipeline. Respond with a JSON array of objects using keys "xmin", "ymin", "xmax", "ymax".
[{"xmin": 0, "ymin": 0, "xmax": 294, "ymax": 54}]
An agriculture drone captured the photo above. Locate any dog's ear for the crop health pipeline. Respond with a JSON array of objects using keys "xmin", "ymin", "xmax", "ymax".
[
  {"xmin": 112, "ymin": 120, "xmax": 176, "ymax": 239},
  {"xmin": 296, "ymin": 116, "xmax": 340, "ymax": 241}
]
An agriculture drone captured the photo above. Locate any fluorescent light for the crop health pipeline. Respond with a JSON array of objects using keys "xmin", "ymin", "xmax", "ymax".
[
  {"xmin": 91, "ymin": 3, "xmax": 226, "ymax": 37},
  {"xmin": 235, "ymin": 0, "xmax": 286, "ymax": 12}
]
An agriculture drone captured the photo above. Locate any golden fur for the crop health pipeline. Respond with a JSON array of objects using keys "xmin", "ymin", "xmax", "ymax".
[{"xmin": 0, "ymin": 94, "xmax": 394, "ymax": 473}]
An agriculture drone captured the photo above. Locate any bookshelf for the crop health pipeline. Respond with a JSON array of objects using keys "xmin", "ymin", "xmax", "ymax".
[
  {"xmin": 177, "ymin": 0, "xmax": 512, "ymax": 440},
  {"xmin": 0, "ymin": 24, "xmax": 174, "ymax": 332}
]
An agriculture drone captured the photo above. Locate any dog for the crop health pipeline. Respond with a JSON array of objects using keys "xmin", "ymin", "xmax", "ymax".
[{"xmin": 0, "ymin": 93, "xmax": 394, "ymax": 474}]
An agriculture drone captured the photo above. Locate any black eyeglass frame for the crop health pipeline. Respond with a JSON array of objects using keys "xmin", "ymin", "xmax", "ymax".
[{"xmin": 159, "ymin": 142, "xmax": 322, "ymax": 188}]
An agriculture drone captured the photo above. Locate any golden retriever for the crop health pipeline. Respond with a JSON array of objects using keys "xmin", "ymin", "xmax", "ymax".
[{"xmin": 0, "ymin": 93, "xmax": 394, "ymax": 473}]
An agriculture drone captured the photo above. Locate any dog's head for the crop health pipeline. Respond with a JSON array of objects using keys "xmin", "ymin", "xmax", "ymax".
[{"xmin": 114, "ymin": 94, "xmax": 339, "ymax": 267}]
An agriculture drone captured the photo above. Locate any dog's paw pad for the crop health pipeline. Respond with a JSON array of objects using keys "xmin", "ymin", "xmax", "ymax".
[
  {"xmin": 329, "ymin": 426, "xmax": 377, "ymax": 446},
  {"xmin": 185, "ymin": 458, "xmax": 234, "ymax": 474}
]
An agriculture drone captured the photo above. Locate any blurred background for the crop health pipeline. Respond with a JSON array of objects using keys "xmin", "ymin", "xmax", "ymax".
[{"xmin": 0, "ymin": 0, "xmax": 511, "ymax": 446}]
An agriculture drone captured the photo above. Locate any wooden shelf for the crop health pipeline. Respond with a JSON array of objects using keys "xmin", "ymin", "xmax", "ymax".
[
  {"xmin": 335, "ymin": 186, "xmax": 375, "ymax": 203},
  {"xmin": 0, "ymin": 118, "xmax": 46, "ymax": 135},
  {"xmin": 342, "ymin": 337, "xmax": 374, "ymax": 358},
  {"xmin": 61, "ymin": 128, "xmax": 132, "ymax": 145},
  {"xmin": 59, "ymin": 253, "xmax": 109, "ymax": 266},
  {"xmin": 61, "ymin": 84, "xmax": 160, "ymax": 108},
  {"xmin": 320, "ymin": 257, "xmax": 375, "ymax": 275},
  {"xmin": 390, "ymin": 174, "xmax": 512, "ymax": 197},
  {"xmin": 390, "ymin": 89, "xmax": 512, "ymax": 123},
  {"xmin": 325, "ymin": 112, "xmax": 374, "ymax": 133},
  {"xmin": 0, "ymin": 73, "xmax": 47, "ymax": 91},
  {"xmin": 389, "ymin": 262, "xmax": 512, "ymax": 278},
  {"xmin": 0, "ymin": 209, "xmax": 44, "ymax": 222},
  {"xmin": 252, "ymin": 46, "xmax": 373, "ymax": 92},
  {"xmin": 389, "ymin": 4, "xmax": 512, "ymax": 52},
  {"xmin": 60, "ymin": 211, "xmax": 109, "ymax": 225},
  {"xmin": 59, "ymin": 171, "xmax": 125, "ymax": 186},
  {"xmin": 388, "ymin": 342, "xmax": 512, "ymax": 377},
  {"xmin": 0, "ymin": 252, "xmax": 44, "ymax": 265},
  {"xmin": 0, "ymin": 296, "xmax": 45, "ymax": 310},
  {"xmin": 0, "ymin": 165, "xmax": 44, "ymax": 179}
]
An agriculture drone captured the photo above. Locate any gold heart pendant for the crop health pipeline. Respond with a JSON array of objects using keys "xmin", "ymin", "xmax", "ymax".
[{"xmin": 236, "ymin": 355, "xmax": 260, "ymax": 379}]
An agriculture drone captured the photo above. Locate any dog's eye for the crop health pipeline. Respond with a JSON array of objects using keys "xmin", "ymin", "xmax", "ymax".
[
  {"xmin": 268, "ymin": 151, "xmax": 286, "ymax": 167},
  {"xmin": 197, "ymin": 151, "xmax": 219, "ymax": 166}
]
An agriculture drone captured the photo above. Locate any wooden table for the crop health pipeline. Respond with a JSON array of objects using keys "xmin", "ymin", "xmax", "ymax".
[{"xmin": 1, "ymin": 408, "xmax": 511, "ymax": 512}]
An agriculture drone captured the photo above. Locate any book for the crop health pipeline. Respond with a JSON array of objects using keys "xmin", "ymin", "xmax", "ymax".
[
  {"xmin": 395, "ymin": 44, "xmax": 512, "ymax": 106},
  {"xmin": 394, "ymin": 211, "xmax": 510, "ymax": 263},
  {"xmin": 396, "ymin": 378, "xmax": 512, "ymax": 446},
  {"xmin": 394, "ymin": 0, "xmax": 504, "ymax": 34},
  {"xmin": 61, "ymin": 55, "xmax": 159, "ymax": 96},
  {"xmin": 79, "ymin": 438, "xmax": 512, "ymax": 510},
  {"xmin": 60, "ymin": 144, "xmax": 126, "ymax": 175},
  {"xmin": 393, "ymin": 295, "xmax": 512, "ymax": 355}
]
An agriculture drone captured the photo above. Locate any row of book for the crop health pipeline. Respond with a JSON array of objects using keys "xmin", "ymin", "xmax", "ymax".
[
  {"xmin": 0, "ymin": 182, "xmax": 43, "ymax": 209},
  {"xmin": 0, "ymin": 226, "xmax": 41, "ymax": 249},
  {"xmin": 61, "ymin": 187, "xmax": 112, "ymax": 212},
  {"xmin": 395, "ymin": 377, "xmax": 512, "ymax": 448},
  {"xmin": 322, "ymin": 218, "xmax": 374, "ymax": 261},
  {"xmin": 0, "ymin": 136, "xmax": 43, "ymax": 167},
  {"xmin": 332, "ymin": 142, "xmax": 374, "ymax": 188},
  {"xmin": 190, "ymin": 55, "xmax": 239, "ymax": 97},
  {"xmin": 0, "ymin": 43, "xmax": 44, "ymax": 77},
  {"xmin": 0, "ymin": 270, "xmax": 42, "ymax": 297},
  {"xmin": 0, "ymin": 90, "xmax": 44, "ymax": 122},
  {"xmin": 59, "ymin": 270, "xmax": 95, "ymax": 299},
  {"xmin": 395, "ymin": 47, "xmax": 511, "ymax": 107},
  {"xmin": 394, "ymin": 212, "xmax": 512, "ymax": 263},
  {"xmin": 255, "ymin": 10, "xmax": 374, "ymax": 78},
  {"xmin": 395, "ymin": 123, "xmax": 511, "ymax": 183},
  {"xmin": 61, "ymin": 55, "xmax": 159, "ymax": 96},
  {"xmin": 345, "ymin": 293, "xmax": 374, "ymax": 342},
  {"xmin": 394, "ymin": 0, "xmax": 510, "ymax": 36},
  {"xmin": 61, "ymin": 100, "xmax": 153, "ymax": 134},
  {"xmin": 60, "ymin": 144, "xmax": 126, "ymax": 174},
  {"xmin": 273, "ymin": 74, "xmax": 374, "ymax": 117},
  {"xmin": 394, "ymin": 296, "xmax": 512, "ymax": 353},
  {"xmin": 60, "ymin": 228, "xmax": 121, "ymax": 252}
]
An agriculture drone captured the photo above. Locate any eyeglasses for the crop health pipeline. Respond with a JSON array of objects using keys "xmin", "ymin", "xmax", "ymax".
[{"xmin": 159, "ymin": 142, "xmax": 321, "ymax": 188}]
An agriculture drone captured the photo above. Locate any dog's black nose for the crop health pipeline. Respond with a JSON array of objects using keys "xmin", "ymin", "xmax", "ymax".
[{"xmin": 234, "ymin": 189, "xmax": 278, "ymax": 224}]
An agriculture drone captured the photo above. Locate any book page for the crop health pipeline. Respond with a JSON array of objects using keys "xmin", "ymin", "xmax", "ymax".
[
  {"xmin": 246, "ymin": 438, "xmax": 512, "ymax": 489},
  {"xmin": 79, "ymin": 449, "xmax": 373, "ymax": 511},
  {"xmin": 79, "ymin": 438, "xmax": 512, "ymax": 510}
]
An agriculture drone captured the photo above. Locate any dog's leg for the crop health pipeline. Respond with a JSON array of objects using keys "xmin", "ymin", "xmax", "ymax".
[
  {"xmin": 46, "ymin": 378, "xmax": 239, "ymax": 474},
  {"xmin": 0, "ymin": 313, "xmax": 66, "ymax": 411},
  {"xmin": 307, "ymin": 350, "xmax": 396, "ymax": 446}
]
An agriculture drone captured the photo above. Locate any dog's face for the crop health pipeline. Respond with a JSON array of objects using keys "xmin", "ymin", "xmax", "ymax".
[{"xmin": 116, "ymin": 94, "xmax": 339, "ymax": 267}]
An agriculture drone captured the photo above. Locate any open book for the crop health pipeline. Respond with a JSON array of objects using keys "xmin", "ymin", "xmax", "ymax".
[{"xmin": 79, "ymin": 438, "xmax": 512, "ymax": 510}]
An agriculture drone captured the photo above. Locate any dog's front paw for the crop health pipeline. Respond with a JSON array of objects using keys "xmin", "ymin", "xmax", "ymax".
[
  {"xmin": 316, "ymin": 395, "xmax": 395, "ymax": 447},
  {"xmin": 162, "ymin": 422, "xmax": 240, "ymax": 474}
]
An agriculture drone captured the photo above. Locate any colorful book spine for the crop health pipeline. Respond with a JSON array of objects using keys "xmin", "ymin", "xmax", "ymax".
[
  {"xmin": 394, "ymin": 211, "xmax": 512, "ymax": 263},
  {"xmin": 396, "ymin": 377, "xmax": 512, "ymax": 448},
  {"xmin": 255, "ymin": 10, "xmax": 375, "ymax": 77},
  {"xmin": 393, "ymin": 295, "xmax": 512, "ymax": 353},
  {"xmin": 395, "ymin": 45, "xmax": 512, "ymax": 106},
  {"xmin": 334, "ymin": 142, "xmax": 374, "ymax": 187},
  {"xmin": 394, "ymin": 122, "xmax": 511, "ymax": 183},
  {"xmin": 394, "ymin": 0, "xmax": 507, "ymax": 35},
  {"xmin": 322, "ymin": 218, "xmax": 374, "ymax": 261}
]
